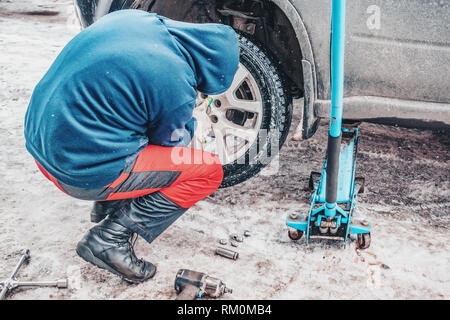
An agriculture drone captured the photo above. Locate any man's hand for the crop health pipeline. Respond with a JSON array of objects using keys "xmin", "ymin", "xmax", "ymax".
[{"xmin": 191, "ymin": 96, "xmax": 214, "ymax": 147}]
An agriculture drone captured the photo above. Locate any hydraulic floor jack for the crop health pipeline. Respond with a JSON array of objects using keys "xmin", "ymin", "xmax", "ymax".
[{"xmin": 286, "ymin": 0, "xmax": 371, "ymax": 249}]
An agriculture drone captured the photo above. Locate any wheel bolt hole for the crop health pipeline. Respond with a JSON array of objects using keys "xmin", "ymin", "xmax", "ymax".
[
  {"xmin": 210, "ymin": 115, "xmax": 218, "ymax": 123},
  {"xmin": 214, "ymin": 100, "xmax": 222, "ymax": 108}
]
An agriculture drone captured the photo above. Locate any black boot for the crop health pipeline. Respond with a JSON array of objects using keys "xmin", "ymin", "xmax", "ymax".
[
  {"xmin": 76, "ymin": 216, "xmax": 157, "ymax": 283},
  {"xmin": 90, "ymin": 199, "xmax": 132, "ymax": 223}
]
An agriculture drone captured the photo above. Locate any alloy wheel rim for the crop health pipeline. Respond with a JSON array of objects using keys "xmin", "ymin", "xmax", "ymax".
[{"xmin": 192, "ymin": 63, "xmax": 263, "ymax": 165}]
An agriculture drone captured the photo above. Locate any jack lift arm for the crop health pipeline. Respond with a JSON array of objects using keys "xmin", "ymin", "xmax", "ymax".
[{"xmin": 286, "ymin": 0, "xmax": 371, "ymax": 248}]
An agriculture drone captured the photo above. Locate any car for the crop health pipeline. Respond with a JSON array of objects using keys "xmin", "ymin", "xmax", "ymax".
[{"xmin": 73, "ymin": 0, "xmax": 450, "ymax": 187}]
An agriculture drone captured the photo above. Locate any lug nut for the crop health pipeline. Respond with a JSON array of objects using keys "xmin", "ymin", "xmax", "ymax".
[
  {"xmin": 214, "ymin": 100, "xmax": 221, "ymax": 108},
  {"xmin": 210, "ymin": 115, "xmax": 218, "ymax": 123},
  {"xmin": 230, "ymin": 233, "xmax": 243, "ymax": 243},
  {"xmin": 215, "ymin": 247, "xmax": 239, "ymax": 260}
]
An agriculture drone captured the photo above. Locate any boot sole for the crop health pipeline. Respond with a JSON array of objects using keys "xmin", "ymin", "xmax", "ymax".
[{"xmin": 76, "ymin": 242, "xmax": 156, "ymax": 284}]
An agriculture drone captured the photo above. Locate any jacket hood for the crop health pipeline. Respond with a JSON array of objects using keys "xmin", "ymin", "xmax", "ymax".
[{"xmin": 159, "ymin": 16, "xmax": 240, "ymax": 95}]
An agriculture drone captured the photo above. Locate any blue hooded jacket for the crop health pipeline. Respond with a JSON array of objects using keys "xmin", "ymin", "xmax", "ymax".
[{"xmin": 24, "ymin": 10, "xmax": 239, "ymax": 189}]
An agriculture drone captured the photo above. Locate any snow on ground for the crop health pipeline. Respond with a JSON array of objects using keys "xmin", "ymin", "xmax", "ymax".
[{"xmin": 0, "ymin": 0, "xmax": 449, "ymax": 300}]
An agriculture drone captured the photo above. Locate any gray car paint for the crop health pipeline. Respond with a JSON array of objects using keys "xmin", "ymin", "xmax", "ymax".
[{"xmin": 291, "ymin": 0, "xmax": 450, "ymax": 104}]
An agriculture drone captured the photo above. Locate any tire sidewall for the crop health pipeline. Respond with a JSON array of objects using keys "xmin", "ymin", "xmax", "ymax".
[{"xmin": 220, "ymin": 34, "xmax": 289, "ymax": 188}]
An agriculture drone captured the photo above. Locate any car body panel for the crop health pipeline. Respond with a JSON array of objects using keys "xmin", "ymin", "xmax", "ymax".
[
  {"xmin": 290, "ymin": 0, "xmax": 450, "ymax": 104},
  {"xmin": 345, "ymin": 0, "xmax": 450, "ymax": 104}
]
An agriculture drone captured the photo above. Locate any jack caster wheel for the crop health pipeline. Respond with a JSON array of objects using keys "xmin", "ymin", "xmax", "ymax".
[
  {"xmin": 288, "ymin": 229, "xmax": 304, "ymax": 241},
  {"xmin": 357, "ymin": 232, "xmax": 371, "ymax": 249}
]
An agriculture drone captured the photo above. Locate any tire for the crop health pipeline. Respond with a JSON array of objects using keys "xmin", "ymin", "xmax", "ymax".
[{"xmin": 218, "ymin": 34, "xmax": 292, "ymax": 188}]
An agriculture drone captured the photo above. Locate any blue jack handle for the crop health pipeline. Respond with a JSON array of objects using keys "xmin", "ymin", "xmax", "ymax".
[{"xmin": 325, "ymin": 0, "xmax": 347, "ymax": 217}]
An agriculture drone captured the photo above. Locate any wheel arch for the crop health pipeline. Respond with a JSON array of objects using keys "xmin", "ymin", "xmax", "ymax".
[
  {"xmin": 270, "ymin": 0, "xmax": 319, "ymax": 139},
  {"xmin": 270, "ymin": 0, "xmax": 316, "ymax": 89}
]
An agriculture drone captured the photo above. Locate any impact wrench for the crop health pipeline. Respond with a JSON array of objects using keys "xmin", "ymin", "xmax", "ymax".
[{"xmin": 174, "ymin": 269, "xmax": 232, "ymax": 300}]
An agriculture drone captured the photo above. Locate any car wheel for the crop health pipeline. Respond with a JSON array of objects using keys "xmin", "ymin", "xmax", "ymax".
[{"xmin": 192, "ymin": 34, "xmax": 292, "ymax": 188}]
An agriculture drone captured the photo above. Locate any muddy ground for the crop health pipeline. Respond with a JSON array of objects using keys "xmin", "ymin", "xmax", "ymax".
[{"xmin": 0, "ymin": 0, "xmax": 449, "ymax": 300}]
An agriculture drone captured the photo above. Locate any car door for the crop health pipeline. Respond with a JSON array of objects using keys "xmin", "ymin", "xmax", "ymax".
[{"xmin": 345, "ymin": 0, "xmax": 450, "ymax": 104}]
